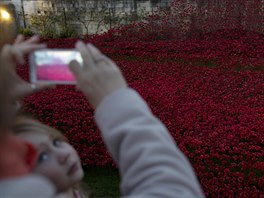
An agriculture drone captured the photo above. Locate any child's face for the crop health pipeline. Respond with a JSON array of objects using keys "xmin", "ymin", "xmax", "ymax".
[{"xmin": 17, "ymin": 131, "xmax": 84, "ymax": 192}]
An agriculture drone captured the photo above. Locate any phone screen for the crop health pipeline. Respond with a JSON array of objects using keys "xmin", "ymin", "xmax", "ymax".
[{"xmin": 30, "ymin": 50, "xmax": 83, "ymax": 84}]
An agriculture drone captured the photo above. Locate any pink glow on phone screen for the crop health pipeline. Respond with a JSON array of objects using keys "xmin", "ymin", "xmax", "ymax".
[{"xmin": 36, "ymin": 63, "xmax": 75, "ymax": 82}]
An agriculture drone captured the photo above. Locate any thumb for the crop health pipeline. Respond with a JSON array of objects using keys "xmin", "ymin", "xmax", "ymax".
[
  {"xmin": 69, "ymin": 60, "xmax": 82, "ymax": 77},
  {"xmin": 12, "ymin": 83, "xmax": 55, "ymax": 101},
  {"xmin": 34, "ymin": 83, "xmax": 56, "ymax": 93}
]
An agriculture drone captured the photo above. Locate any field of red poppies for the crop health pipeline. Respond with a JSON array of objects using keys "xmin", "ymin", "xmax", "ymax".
[{"xmin": 16, "ymin": 28, "xmax": 264, "ymax": 197}]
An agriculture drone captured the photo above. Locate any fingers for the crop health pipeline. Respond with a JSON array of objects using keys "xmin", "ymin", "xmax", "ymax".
[
  {"xmin": 87, "ymin": 43, "xmax": 103, "ymax": 58},
  {"xmin": 14, "ymin": 35, "xmax": 24, "ymax": 44},
  {"xmin": 12, "ymin": 83, "xmax": 55, "ymax": 100},
  {"xmin": 87, "ymin": 43, "xmax": 107, "ymax": 63},
  {"xmin": 76, "ymin": 41, "xmax": 95, "ymax": 71},
  {"xmin": 4, "ymin": 45, "xmax": 44, "ymax": 65},
  {"xmin": 3, "ymin": 35, "xmax": 46, "ymax": 67},
  {"xmin": 14, "ymin": 35, "xmax": 40, "ymax": 45},
  {"xmin": 24, "ymin": 35, "xmax": 40, "ymax": 44},
  {"xmin": 11, "ymin": 48, "xmax": 24, "ymax": 65},
  {"xmin": 1, "ymin": 45, "xmax": 24, "ymax": 65},
  {"xmin": 88, "ymin": 44, "xmax": 119, "ymax": 70},
  {"xmin": 75, "ymin": 42, "xmax": 107, "ymax": 70},
  {"xmin": 87, "ymin": 44, "xmax": 113, "ymax": 68},
  {"xmin": 1, "ymin": 44, "xmax": 12, "ymax": 59},
  {"xmin": 69, "ymin": 60, "xmax": 82, "ymax": 77},
  {"xmin": 34, "ymin": 83, "xmax": 56, "ymax": 93},
  {"xmin": 14, "ymin": 35, "xmax": 46, "ymax": 54},
  {"xmin": 20, "ymin": 43, "xmax": 47, "ymax": 54}
]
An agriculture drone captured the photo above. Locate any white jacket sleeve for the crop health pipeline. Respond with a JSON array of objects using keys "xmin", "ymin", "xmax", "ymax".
[
  {"xmin": 0, "ymin": 175, "xmax": 56, "ymax": 198},
  {"xmin": 95, "ymin": 88, "xmax": 205, "ymax": 198}
]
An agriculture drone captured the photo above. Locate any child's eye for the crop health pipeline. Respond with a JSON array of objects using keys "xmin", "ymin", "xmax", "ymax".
[
  {"xmin": 53, "ymin": 139, "xmax": 62, "ymax": 147},
  {"xmin": 38, "ymin": 152, "xmax": 48, "ymax": 163}
]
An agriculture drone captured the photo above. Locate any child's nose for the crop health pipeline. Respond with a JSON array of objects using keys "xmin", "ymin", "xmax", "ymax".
[{"xmin": 58, "ymin": 151, "xmax": 70, "ymax": 164}]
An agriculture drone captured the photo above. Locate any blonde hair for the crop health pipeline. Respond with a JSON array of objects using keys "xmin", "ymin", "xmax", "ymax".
[
  {"xmin": 13, "ymin": 115, "xmax": 90, "ymax": 198},
  {"xmin": 13, "ymin": 115, "xmax": 67, "ymax": 141}
]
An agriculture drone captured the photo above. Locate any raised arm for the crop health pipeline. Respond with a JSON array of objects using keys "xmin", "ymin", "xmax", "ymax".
[{"xmin": 70, "ymin": 42, "xmax": 205, "ymax": 198}]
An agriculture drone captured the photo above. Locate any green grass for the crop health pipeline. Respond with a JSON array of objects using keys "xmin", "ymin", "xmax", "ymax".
[
  {"xmin": 82, "ymin": 166, "xmax": 121, "ymax": 198},
  {"xmin": 118, "ymin": 55, "xmax": 264, "ymax": 72},
  {"xmin": 234, "ymin": 64, "xmax": 264, "ymax": 71},
  {"xmin": 114, "ymin": 55, "xmax": 218, "ymax": 68}
]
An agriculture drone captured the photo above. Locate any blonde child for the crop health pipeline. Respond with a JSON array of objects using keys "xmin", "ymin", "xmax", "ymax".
[
  {"xmin": 16, "ymin": 41, "xmax": 204, "ymax": 198},
  {"xmin": 13, "ymin": 115, "xmax": 88, "ymax": 198},
  {"xmin": 1, "ymin": 36, "xmax": 205, "ymax": 197}
]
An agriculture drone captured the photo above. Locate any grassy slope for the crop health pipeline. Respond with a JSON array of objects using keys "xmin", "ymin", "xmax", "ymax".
[{"xmin": 82, "ymin": 166, "xmax": 120, "ymax": 198}]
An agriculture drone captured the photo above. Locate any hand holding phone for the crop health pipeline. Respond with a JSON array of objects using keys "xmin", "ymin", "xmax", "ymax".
[
  {"xmin": 69, "ymin": 42, "xmax": 127, "ymax": 109},
  {"xmin": 30, "ymin": 49, "xmax": 83, "ymax": 84}
]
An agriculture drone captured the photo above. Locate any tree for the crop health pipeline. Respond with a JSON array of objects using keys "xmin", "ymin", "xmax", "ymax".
[
  {"xmin": 69, "ymin": 0, "xmax": 110, "ymax": 35},
  {"xmin": 30, "ymin": 12, "xmax": 59, "ymax": 37}
]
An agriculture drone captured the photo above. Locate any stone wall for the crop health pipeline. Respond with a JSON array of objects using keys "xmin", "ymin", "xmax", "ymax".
[{"xmin": 10, "ymin": 0, "xmax": 171, "ymax": 35}]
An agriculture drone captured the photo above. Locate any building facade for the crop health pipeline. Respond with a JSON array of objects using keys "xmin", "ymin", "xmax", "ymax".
[{"xmin": 7, "ymin": 0, "xmax": 171, "ymax": 35}]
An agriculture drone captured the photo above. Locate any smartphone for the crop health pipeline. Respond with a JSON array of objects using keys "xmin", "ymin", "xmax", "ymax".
[{"xmin": 29, "ymin": 49, "xmax": 83, "ymax": 84}]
